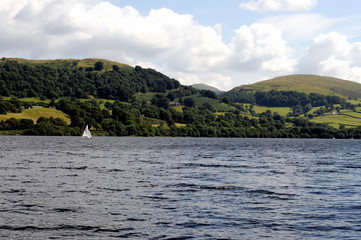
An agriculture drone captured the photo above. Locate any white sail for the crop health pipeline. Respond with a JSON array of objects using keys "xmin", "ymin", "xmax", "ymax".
[{"xmin": 82, "ymin": 125, "xmax": 92, "ymax": 139}]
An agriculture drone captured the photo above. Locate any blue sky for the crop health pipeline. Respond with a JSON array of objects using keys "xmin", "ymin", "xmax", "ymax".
[{"xmin": 1, "ymin": 0, "xmax": 361, "ymax": 90}]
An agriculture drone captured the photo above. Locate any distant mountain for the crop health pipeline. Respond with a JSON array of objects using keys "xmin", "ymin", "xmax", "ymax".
[
  {"xmin": 191, "ymin": 83, "xmax": 224, "ymax": 94},
  {"xmin": 231, "ymin": 74, "xmax": 361, "ymax": 99}
]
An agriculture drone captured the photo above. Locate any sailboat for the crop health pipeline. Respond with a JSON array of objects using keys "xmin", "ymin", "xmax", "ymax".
[{"xmin": 82, "ymin": 125, "xmax": 92, "ymax": 139}]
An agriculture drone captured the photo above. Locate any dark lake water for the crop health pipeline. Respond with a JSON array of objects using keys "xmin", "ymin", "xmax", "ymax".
[{"xmin": 1, "ymin": 136, "xmax": 361, "ymax": 239}]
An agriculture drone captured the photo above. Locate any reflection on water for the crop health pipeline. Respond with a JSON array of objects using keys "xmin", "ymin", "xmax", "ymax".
[{"xmin": 1, "ymin": 136, "xmax": 361, "ymax": 239}]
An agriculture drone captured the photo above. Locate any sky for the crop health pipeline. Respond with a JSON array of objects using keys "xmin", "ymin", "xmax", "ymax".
[{"xmin": 1, "ymin": 0, "xmax": 361, "ymax": 90}]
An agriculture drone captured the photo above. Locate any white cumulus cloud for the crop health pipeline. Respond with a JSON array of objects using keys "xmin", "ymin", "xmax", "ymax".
[
  {"xmin": 257, "ymin": 14, "xmax": 340, "ymax": 41},
  {"xmin": 240, "ymin": 0, "xmax": 317, "ymax": 12},
  {"xmin": 3, "ymin": 0, "xmax": 360, "ymax": 90},
  {"xmin": 227, "ymin": 23, "xmax": 296, "ymax": 73},
  {"xmin": 0, "ymin": 0, "xmax": 299, "ymax": 90},
  {"xmin": 297, "ymin": 32, "xmax": 361, "ymax": 82}
]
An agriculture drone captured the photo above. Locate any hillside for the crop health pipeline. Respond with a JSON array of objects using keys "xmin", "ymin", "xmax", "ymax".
[
  {"xmin": 232, "ymin": 75, "xmax": 361, "ymax": 99},
  {"xmin": 1, "ymin": 58, "xmax": 361, "ymax": 138},
  {"xmin": 6, "ymin": 58, "xmax": 133, "ymax": 71},
  {"xmin": 191, "ymin": 83, "xmax": 224, "ymax": 93},
  {"xmin": 0, "ymin": 57, "xmax": 180, "ymax": 101}
]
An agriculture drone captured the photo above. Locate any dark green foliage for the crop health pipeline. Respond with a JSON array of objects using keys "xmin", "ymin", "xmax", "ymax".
[
  {"xmin": 254, "ymin": 90, "xmax": 345, "ymax": 108},
  {"xmin": 19, "ymin": 119, "xmax": 34, "ymax": 130},
  {"xmin": 223, "ymin": 89, "xmax": 348, "ymax": 109},
  {"xmin": 200, "ymin": 90, "xmax": 217, "ymax": 99},
  {"xmin": 0, "ymin": 98, "xmax": 22, "ymax": 114},
  {"xmin": 220, "ymin": 91, "xmax": 256, "ymax": 104},
  {"xmin": 112, "ymin": 65, "xmax": 120, "ymax": 72},
  {"xmin": 184, "ymin": 98, "xmax": 195, "ymax": 108},
  {"xmin": 0, "ymin": 59, "xmax": 180, "ymax": 101},
  {"xmin": 151, "ymin": 94, "xmax": 170, "ymax": 109},
  {"xmin": 94, "ymin": 61, "xmax": 104, "ymax": 71}
]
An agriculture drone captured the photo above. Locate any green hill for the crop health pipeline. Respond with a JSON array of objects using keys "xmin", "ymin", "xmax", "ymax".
[
  {"xmin": 191, "ymin": 83, "xmax": 224, "ymax": 94},
  {"xmin": 6, "ymin": 58, "xmax": 132, "ymax": 71},
  {"xmin": 0, "ymin": 57, "xmax": 180, "ymax": 101},
  {"xmin": 232, "ymin": 75, "xmax": 361, "ymax": 99},
  {"xmin": 1, "ymin": 58, "xmax": 361, "ymax": 138}
]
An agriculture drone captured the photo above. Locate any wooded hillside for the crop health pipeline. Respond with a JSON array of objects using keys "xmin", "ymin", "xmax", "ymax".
[{"xmin": 0, "ymin": 58, "xmax": 180, "ymax": 101}]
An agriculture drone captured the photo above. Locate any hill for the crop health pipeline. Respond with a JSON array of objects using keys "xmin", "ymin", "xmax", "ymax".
[
  {"xmin": 1, "ymin": 58, "xmax": 361, "ymax": 138},
  {"xmin": 6, "ymin": 58, "xmax": 133, "ymax": 71},
  {"xmin": 191, "ymin": 83, "xmax": 224, "ymax": 94},
  {"xmin": 232, "ymin": 75, "xmax": 361, "ymax": 99},
  {"xmin": 0, "ymin": 57, "xmax": 180, "ymax": 101}
]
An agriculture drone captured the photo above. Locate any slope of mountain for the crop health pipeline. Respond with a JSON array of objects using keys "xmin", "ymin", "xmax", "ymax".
[
  {"xmin": 0, "ymin": 58, "xmax": 180, "ymax": 101},
  {"xmin": 6, "ymin": 58, "xmax": 132, "ymax": 71},
  {"xmin": 191, "ymin": 83, "xmax": 224, "ymax": 94},
  {"xmin": 232, "ymin": 75, "xmax": 361, "ymax": 99}
]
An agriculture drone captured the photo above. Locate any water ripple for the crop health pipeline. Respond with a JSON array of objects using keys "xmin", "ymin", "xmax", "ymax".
[{"xmin": 1, "ymin": 137, "xmax": 361, "ymax": 239}]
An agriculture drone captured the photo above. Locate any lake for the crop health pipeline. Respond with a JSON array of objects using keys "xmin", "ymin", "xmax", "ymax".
[{"xmin": 1, "ymin": 136, "xmax": 361, "ymax": 239}]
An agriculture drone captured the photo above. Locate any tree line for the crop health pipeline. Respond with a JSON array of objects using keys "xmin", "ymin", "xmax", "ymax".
[
  {"xmin": 222, "ymin": 90, "xmax": 348, "ymax": 107},
  {"xmin": 1, "ymin": 97, "xmax": 361, "ymax": 139}
]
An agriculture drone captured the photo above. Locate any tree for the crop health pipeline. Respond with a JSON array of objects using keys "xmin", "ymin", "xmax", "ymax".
[
  {"xmin": 151, "ymin": 94, "xmax": 170, "ymax": 109},
  {"xmin": 94, "ymin": 61, "xmax": 104, "ymax": 71},
  {"xmin": 19, "ymin": 119, "xmax": 34, "ymax": 129},
  {"xmin": 166, "ymin": 92, "xmax": 175, "ymax": 101},
  {"xmin": 184, "ymin": 98, "xmax": 195, "ymax": 108},
  {"xmin": 5, "ymin": 118, "xmax": 19, "ymax": 130},
  {"xmin": 112, "ymin": 107, "xmax": 131, "ymax": 123},
  {"xmin": 112, "ymin": 65, "xmax": 120, "ymax": 72},
  {"xmin": 222, "ymin": 97, "xmax": 230, "ymax": 104},
  {"xmin": 201, "ymin": 90, "xmax": 217, "ymax": 99}
]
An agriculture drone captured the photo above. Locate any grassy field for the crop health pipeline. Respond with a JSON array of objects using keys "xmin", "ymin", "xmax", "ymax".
[
  {"xmin": 252, "ymin": 106, "xmax": 292, "ymax": 116},
  {"xmin": 172, "ymin": 106, "xmax": 183, "ymax": 112},
  {"xmin": 311, "ymin": 114, "xmax": 361, "ymax": 128},
  {"xmin": 2, "ymin": 97, "xmax": 51, "ymax": 104},
  {"xmin": 4, "ymin": 97, "xmax": 117, "ymax": 111},
  {"xmin": 190, "ymin": 95, "xmax": 236, "ymax": 112},
  {"xmin": 348, "ymin": 100, "xmax": 361, "ymax": 105},
  {"xmin": 5, "ymin": 58, "xmax": 132, "ymax": 72},
  {"xmin": 76, "ymin": 58, "xmax": 132, "ymax": 71},
  {"xmin": 243, "ymin": 103, "xmax": 361, "ymax": 128},
  {"xmin": 0, "ymin": 108, "xmax": 70, "ymax": 124},
  {"xmin": 135, "ymin": 92, "xmax": 158, "ymax": 102},
  {"xmin": 342, "ymin": 110, "xmax": 361, "ymax": 118}
]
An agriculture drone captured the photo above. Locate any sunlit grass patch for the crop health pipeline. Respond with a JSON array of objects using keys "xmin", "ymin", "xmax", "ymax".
[
  {"xmin": 0, "ymin": 108, "xmax": 70, "ymax": 124},
  {"xmin": 311, "ymin": 114, "xmax": 361, "ymax": 128}
]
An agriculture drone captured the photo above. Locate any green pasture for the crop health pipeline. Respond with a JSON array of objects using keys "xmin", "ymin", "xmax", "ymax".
[
  {"xmin": 252, "ymin": 106, "xmax": 292, "ymax": 116},
  {"xmin": 0, "ymin": 108, "xmax": 70, "ymax": 124},
  {"xmin": 191, "ymin": 95, "xmax": 235, "ymax": 112},
  {"xmin": 172, "ymin": 106, "xmax": 183, "ymax": 113},
  {"xmin": 311, "ymin": 114, "xmax": 361, "ymax": 128}
]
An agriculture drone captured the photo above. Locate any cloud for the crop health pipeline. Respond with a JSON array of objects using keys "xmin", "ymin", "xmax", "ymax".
[
  {"xmin": 240, "ymin": 0, "xmax": 317, "ymax": 12},
  {"xmin": 297, "ymin": 32, "xmax": 361, "ymax": 82},
  {"xmin": 4, "ymin": 0, "xmax": 361, "ymax": 90},
  {"xmin": 257, "ymin": 14, "xmax": 340, "ymax": 41},
  {"xmin": 0, "ymin": 0, "xmax": 300, "ymax": 90}
]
